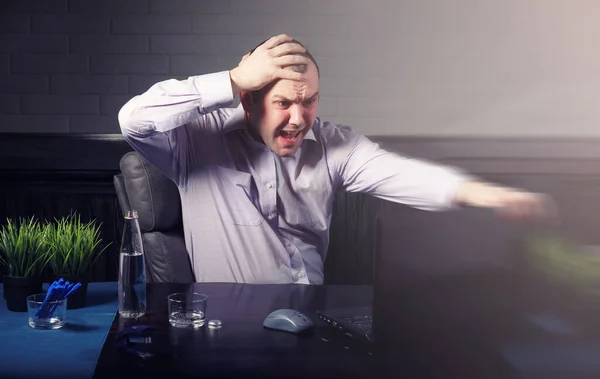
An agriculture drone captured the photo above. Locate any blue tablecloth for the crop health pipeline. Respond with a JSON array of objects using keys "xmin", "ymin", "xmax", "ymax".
[{"xmin": 0, "ymin": 282, "xmax": 117, "ymax": 379}]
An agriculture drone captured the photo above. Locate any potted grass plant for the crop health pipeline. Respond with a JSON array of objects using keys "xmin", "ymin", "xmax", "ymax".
[
  {"xmin": 0, "ymin": 216, "xmax": 52, "ymax": 312},
  {"xmin": 46, "ymin": 212, "xmax": 110, "ymax": 309}
]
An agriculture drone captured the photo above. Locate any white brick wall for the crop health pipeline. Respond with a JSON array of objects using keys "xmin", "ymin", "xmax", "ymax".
[{"xmin": 0, "ymin": 0, "xmax": 599, "ymax": 136}]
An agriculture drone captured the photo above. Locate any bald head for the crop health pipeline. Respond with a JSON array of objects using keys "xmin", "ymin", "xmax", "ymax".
[
  {"xmin": 248, "ymin": 38, "xmax": 319, "ymax": 101},
  {"xmin": 249, "ymin": 38, "xmax": 320, "ymax": 77}
]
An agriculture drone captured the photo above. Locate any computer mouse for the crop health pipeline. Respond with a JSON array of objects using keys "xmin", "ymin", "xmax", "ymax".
[{"xmin": 263, "ymin": 308, "xmax": 315, "ymax": 334}]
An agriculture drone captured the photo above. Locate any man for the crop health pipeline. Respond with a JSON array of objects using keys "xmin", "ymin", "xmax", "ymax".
[{"xmin": 119, "ymin": 34, "xmax": 553, "ymax": 285}]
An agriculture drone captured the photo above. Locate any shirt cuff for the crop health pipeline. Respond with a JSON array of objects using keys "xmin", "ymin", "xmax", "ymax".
[
  {"xmin": 442, "ymin": 171, "xmax": 478, "ymax": 211},
  {"xmin": 190, "ymin": 71, "xmax": 235, "ymax": 113}
]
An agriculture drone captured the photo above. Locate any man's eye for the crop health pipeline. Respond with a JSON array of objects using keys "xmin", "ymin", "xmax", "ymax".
[{"xmin": 277, "ymin": 101, "xmax": 290, "ymax": 107}]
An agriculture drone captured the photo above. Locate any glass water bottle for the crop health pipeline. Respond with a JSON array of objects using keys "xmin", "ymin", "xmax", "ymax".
[{"xmin": 118, "ymin": 210, "xmax": 147, "ymax": 318}]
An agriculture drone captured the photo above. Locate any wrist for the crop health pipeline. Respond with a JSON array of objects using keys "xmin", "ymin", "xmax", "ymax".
[
  {"xmin": 452, "ymin": 180, "xmax": 501, "ymax": 207},
  {"xmin": 452, "ymin": 180, "xmax": 476, "ymax": 206},
  {"xmin": 229, "ymin": 69, "xmax": 242, "ymax": 96}
]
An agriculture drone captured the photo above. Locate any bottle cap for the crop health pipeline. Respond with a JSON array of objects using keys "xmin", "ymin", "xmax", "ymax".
[{"xmin": 208, "ymin": 319, "xmax": 223, "ymax": 329}]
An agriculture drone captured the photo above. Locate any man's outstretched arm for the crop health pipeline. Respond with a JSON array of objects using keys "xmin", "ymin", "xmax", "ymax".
[
  {"xmin": 329, "ymin": 127, "xmax": 557, "ymax": 222},
  {"xmin": 452, "ymin": 180, "xmax": 557, "ymax": 221}
]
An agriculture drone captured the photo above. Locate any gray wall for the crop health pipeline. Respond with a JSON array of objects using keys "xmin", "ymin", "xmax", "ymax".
[{"xmin": 0, "ymin": 0, "xmax": 598, "ymax": 136}]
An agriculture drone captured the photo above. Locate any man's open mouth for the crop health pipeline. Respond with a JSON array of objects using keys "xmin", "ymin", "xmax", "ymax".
[{"xmin": 279, "ymin": 129, "xmax": 303, "ymax": 143}]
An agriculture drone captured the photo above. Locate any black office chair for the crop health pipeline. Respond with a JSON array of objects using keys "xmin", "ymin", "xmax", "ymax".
[{"xmin": 113, "ymin": 151, "xmax": 195, "ymax": 283}]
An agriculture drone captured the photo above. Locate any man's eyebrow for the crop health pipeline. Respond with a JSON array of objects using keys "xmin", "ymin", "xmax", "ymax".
[
  {"xmin": 272, "ymin": 92, "xmax": 319, "ymax": 102},
  {"xmin": 272, "ymin": 95, "xmax": 294, "ymax": 102},
  {"xmin": 306, "ymin": 91, "xmax": 319, "ymax": 100}
]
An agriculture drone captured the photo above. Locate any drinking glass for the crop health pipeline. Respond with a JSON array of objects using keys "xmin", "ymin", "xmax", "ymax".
[
  {"xmin": 168, "ymin": 293, "xmax": 207, "ymax": 328},
  {"xmin": 27, "ymin": 294, "xmax": 67, "ymax": 329}
]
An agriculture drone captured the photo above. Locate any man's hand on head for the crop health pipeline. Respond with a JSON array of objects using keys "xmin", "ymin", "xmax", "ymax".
[
  {"xmin": 229, "ymin": 34, "xmax": 310, "ymax": 95},
  {"xmin": 453, "ymin": 180, "xmax": 558, "ymax": 222}
]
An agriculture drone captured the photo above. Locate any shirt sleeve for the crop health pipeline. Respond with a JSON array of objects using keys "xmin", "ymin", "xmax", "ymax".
[
  {"xmin": 118, "ymin": 71, "xmax": 235, "ymax": 186},
  {"xmin": 324, "ymin": 123, "xmax": 474, "ymax": 211}
]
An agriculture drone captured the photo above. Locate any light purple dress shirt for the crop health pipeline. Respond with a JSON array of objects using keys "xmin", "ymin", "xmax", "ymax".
[{"xmin": 118, "ymin": 71, "xmax": 470, "ymax": 284}]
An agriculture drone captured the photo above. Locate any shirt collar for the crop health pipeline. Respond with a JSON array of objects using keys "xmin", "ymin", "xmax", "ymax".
[{"xmin": 222, "ymin": 103, "xmax": 317, "ymax": 142}]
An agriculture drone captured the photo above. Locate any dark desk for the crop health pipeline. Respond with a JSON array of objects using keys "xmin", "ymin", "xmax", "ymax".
[
  {"xmin": 93, "ymin": 276, "xmax": 600, "ymax": 379},
  {"xmin": 94, "ymin": 283, "xmax": 375, "ymax": 379},
  {"xmin": 374, "ymin": 269, "xmax": 600, "ymax": 379}
]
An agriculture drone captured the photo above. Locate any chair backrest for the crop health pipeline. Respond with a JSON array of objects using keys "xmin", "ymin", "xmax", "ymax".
[{"xmin": 114, "ymin": 151, "xmax": 195, "ymax": 283}]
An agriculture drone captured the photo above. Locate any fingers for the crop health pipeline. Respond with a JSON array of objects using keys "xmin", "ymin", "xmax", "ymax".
[
  {"xmin": 270, "ymin": 41, "xmax": 307, "ymax": 57},
  {"xmin": 274, "ymin": 54, "xmax": 311, "ymax": 68},
  {"xmin": 261, "ymin": 34, "xmax": 294, "ymax": 50},
  {"xmin": 258, "ymin": 34, "xmax": 305, "ymax": 58},
  {"xmin": 493, "ymin": 192, "xmax": 559, "ymax": 223},
  {"xmin": 526, "ymin": 194, "xmax": 558, "ymax": 222},
  {"xmin": 508, "ymin": 194, "xmax": 539, "ymax": 220},
  {"xmin": 234, "ymin": 34, "xmax": 309, "ymax": 91},
  {"xmin": 275, "ymin": 69, "xmax": 306, "ymax": 82}
]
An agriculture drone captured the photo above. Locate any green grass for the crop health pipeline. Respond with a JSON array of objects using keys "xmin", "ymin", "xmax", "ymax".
[
  {"xmin": 0, "ymin": 216, "xmax": 52, "ymax": 277},
  {"xmin": 46, "ymin": 213, "xmax": 110, "ymax": 276}
]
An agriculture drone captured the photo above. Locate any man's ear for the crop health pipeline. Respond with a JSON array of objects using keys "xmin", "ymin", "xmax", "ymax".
[{"xmin": 239, "ymin": 91, "xmax": 254, "ymax": 113}]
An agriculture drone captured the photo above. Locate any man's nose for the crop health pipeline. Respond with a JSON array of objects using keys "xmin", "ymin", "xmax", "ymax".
[{"xmin": 288, "ymin": 105, "xmax": 304, "ymax": 127}]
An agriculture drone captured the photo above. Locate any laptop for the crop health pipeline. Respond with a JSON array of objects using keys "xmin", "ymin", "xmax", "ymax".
[
  {"xmin": 316, "ymin": 206, "xmax": 600, "ymax": 378},
  {"xmin": 315, "ymin": 207, "xmax": 507, "ymax": 346},
  {"xmin": 317, "ymin": 306, "xmax": 373, "ymax": 343}
]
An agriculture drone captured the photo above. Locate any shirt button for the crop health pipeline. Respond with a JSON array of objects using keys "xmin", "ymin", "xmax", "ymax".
[
  {"xmin": 267, "ymin": 213, "xmax": 275, "ymax": 221},
  {"xmin": 297, "ymin": 272, "xmax": 305, "ymax": 279},
  {"xmin": 266, "ymin": 182, "xmax": 273, "ymax": 189}
]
